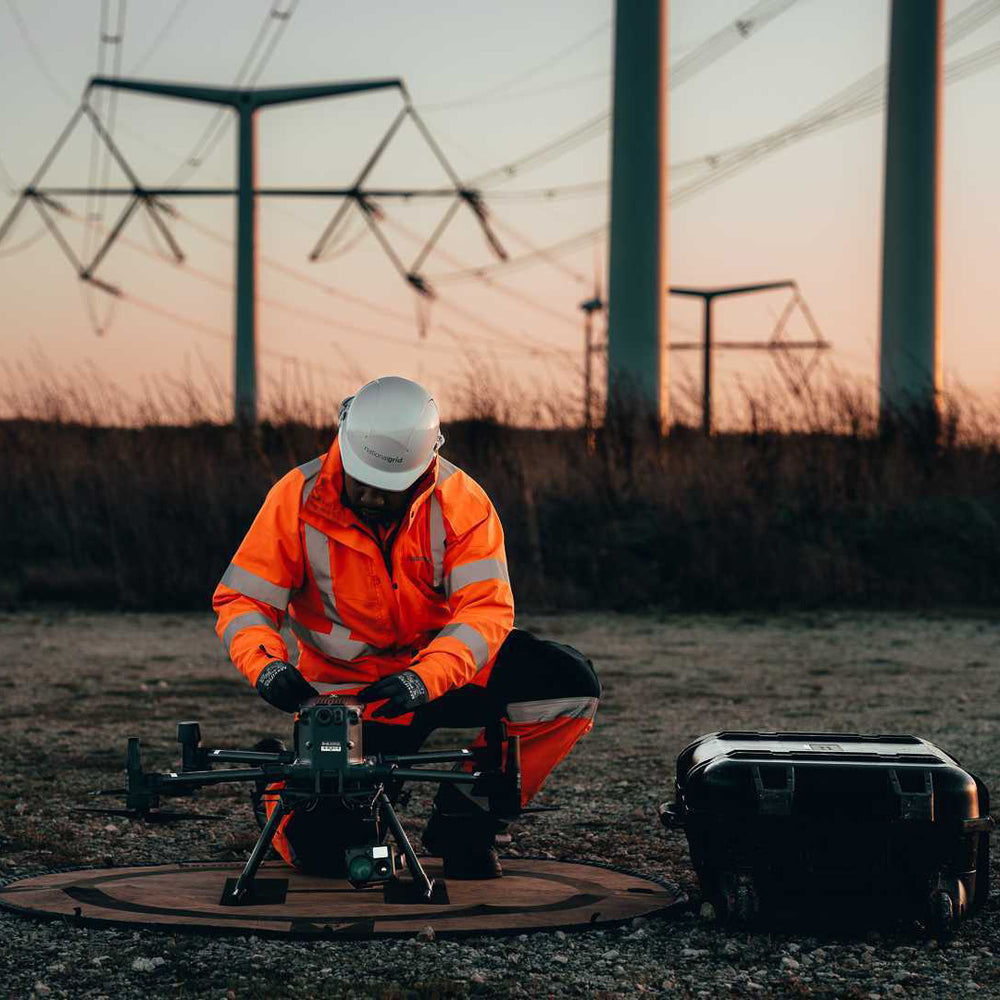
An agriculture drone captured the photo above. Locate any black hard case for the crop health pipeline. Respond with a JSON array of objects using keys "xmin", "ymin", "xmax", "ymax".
[{"xmin": 660, "ymin": 732, "xmax": 993, "ymax": 932}]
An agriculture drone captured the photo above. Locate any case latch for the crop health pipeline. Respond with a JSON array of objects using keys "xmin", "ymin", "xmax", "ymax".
[
  {"xmin": 888, "ymin": 768, "xmax": 934, "ymax": 821},
  {"xmin": 752, "ymin": 764, "xmax": 795, "ymax": 816}
]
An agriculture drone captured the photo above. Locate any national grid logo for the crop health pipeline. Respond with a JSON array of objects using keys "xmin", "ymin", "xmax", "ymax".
[{"xmin": 362, "ymin": 442, "xmax": 404, "ymax": 465}]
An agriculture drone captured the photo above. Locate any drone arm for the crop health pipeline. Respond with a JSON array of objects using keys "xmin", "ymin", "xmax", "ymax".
[
  {"xmin": 156, "ymin": 766, "xmax": 285, "ymax": 792},
  {"xmin": 370, "ymin": 765, "xmax": 480, "ymax": 784},
  {"xmin": 377, "ymin": 749, "xmax": 474, "ymax": 766},
  {"xmin": 206, "ymin": 748, "xmax": 296, "ymax": 765}
]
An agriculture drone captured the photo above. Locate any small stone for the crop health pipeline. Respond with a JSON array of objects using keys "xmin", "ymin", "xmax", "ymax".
[
  {"xmin": 699, "ymin": 901, "xmax": 716, "ymax": 920},
  {"xmin": 613, "ymin": 965, "xmax": 626, "ymax": 976},
  {"xmin": 103, "ymin": 824, "xmax": 118, "ymax": 833},
  {"xmin": 518, "ymin": 933, "xmax": 528, "ymax": 941},
  {"xmin": 746, "ymin": 983, "xmax": 763, "ymax": 992},
  {"xmin": 131, "ymin": 957, "xmax": 166, "ymax": 972},
  {"xmin": 33, "ymin": 984, "xmax": 51, "ymax": 997},
  {"xmin": 553, "ymin": 954, "xmax": 569, "ymax": 965},
  {"xmin": 781, "ymin": 956, "xmax": 801, "ymax": 970},
  {"xmin": 554, "ymin": 930, "xmax": 567, "ymax": 940},
  {"xmin": 416, "ymin": 925, "xmax": 435, "ymax": 942},
  {"xmin": 601, "ymin": 949, "xmax": 620, "ymax": 960},
  {"xmin": 470, "ymin": 973, "xmax": 486, "ymax": 983},
  {"xmin": 681, "ymin": 948, "xmax": 709, "ymax": 958}
]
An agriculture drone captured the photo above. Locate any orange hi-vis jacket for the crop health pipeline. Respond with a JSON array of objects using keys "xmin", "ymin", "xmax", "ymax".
[{"xmin": 212, "ymin": 439, "xmax": 514, "ymax": 701}]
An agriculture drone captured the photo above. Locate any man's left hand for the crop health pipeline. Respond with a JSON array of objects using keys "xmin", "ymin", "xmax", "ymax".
[{"xmin": 357, "ymin": 670, "xmax": 429, "ymax": 718}]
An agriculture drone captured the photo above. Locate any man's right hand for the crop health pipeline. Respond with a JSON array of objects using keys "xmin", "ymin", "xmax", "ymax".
[{"xmin": 255, "ymin": 660, "xmax": 318, "ymax": 713}]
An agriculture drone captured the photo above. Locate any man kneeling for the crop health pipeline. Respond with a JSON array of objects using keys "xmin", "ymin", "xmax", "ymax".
[{"xmin": 213, "ymin": 376, "xmax": 601, "ymax": 878}]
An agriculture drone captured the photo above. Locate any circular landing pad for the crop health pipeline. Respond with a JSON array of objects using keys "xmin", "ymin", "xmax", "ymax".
[{"xmin": 0, "ymin": 859, "xmax": 684, "ymax": 939}]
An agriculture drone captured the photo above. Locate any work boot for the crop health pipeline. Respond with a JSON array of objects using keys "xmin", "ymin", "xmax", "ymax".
[
  {"xmin": 250, "ymin": 737, "xmax": 287, "ymax": 831},
  {"xmin": 421, "ymin": 784, "xmax": 507, "ymax": 880}
]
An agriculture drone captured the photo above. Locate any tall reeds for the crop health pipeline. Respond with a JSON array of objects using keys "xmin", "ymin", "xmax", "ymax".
[{"xmin": 3, "ymin": 364, "xmax": 999, "ymax": 612}]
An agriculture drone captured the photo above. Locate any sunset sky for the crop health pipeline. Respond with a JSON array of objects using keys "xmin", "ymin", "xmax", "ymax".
[{"xmin": 1, "ymin": 0, "xmax": 999, "ymax": 424}]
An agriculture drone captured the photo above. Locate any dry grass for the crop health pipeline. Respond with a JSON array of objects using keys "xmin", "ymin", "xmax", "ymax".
[{"xmin": 3, "ymin": 361, "xmax": 1000, "ymax": 612}]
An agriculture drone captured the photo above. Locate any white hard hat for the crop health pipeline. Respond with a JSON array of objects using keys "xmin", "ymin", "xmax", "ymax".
[{"xmin": 338, "ymin": 376, "xmax": 444, "ymax": 491}]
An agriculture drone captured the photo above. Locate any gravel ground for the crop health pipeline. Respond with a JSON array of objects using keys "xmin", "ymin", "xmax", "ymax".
[{"xmin": 1, "ymin": 609, "xmax": 999, "ymax": 999}]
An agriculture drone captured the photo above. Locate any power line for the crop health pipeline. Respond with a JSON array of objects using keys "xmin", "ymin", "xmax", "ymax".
[
  {"xmin": 0, "ymin": 151, "xmax": 19, "ymax": 194},
  {"xmin": 4, "ymin": 0, "xmax": 75, "ymax": 104},
  {"xmin": 128, "ymin": 0, "xmax": 190, "ymax": 74},
  {"xmin": 63, "ymin": 202, "xmax": 568, "ymax": 364},
  {"xmin": 163, "ymin": 0, "xmax": 300, "ymax": 187},
  {"xmin": 430, "ymin": 223, "xmax": 606, "ymax": 285},
  {"xmin": 0, "ymin": 222, "xmax": 48, "ymax": 257},
  {"xmin": 669, "ymin": 8, "xmax": 1000, "ymax": 206},
  {"xmin": 433, "ymin": 8, "xmax": 1000, "ymax": 285},
  {"xmin": 418, "ymin": 19, "xmax": 610, "ymax": 111},
  {"xmin": 467, "ymin": 0, "xmax": 803, "ymax": 189},
  {"xmin": 420, "ymin": 70, "xmax": 610, "ymax": 112},
  {"xmin": 83, "ymin": 0, "xmax": 128, "ymax": 336},
  {"xmin": 377, "ymin": 209, "xmax": 583, "ymax": 334},
  {"xmin": 670, "ymin": 0, "xmax": 800, "ymax": 88}
]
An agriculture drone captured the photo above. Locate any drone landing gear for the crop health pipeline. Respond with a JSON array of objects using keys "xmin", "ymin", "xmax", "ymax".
[
  {"xmin": 220, "ymin": 797, "xmax": 290, "ymax": 906},
  {"xmin": 219, "ymin": 787, "xmax": 449, "ymax": 907},
  {"xmin": 378, "ymin": 789, "xmax": 449, "ymax": 905}
]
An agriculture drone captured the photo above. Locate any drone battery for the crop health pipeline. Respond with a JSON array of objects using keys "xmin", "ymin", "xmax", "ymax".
[{"xmin": 660, "ymin": 731, "xmax": 993, "ymax": 933}]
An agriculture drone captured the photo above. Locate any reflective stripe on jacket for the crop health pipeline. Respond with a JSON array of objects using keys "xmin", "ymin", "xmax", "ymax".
[{"xmin": 212, "ymin": 439, "xmax": 514, "ymax": 701}]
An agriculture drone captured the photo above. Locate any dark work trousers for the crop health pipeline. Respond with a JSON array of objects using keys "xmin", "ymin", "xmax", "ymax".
[{"xmin": 273, "ymin": 628, "xmax": 601, "ymax": 875}]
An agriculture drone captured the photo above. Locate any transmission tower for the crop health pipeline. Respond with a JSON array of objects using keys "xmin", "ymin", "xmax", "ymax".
[
  {"xmin": 583, "ymin": 281, "xmax": 830, "ymax": 433},
  {"xmin": 0, "ymin": 76, "xmax": 506, "ymax": 425}
]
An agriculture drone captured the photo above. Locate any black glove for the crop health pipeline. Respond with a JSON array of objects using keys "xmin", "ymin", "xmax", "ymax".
[
  {"xmin": 356, "ymin": 670, "xmax": 429, "ymax": 719},
  {"xmin": 255, "ymin": 660, "xmax": 318, "ymax": 713}
]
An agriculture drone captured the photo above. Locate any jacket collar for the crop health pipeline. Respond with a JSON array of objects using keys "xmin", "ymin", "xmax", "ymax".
[{"xmin": 301, "ymin": 435, "xmax": 440, "ymax": 531}]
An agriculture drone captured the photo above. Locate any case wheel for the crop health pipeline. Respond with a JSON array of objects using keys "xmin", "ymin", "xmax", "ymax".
[
  {"xmin": 927, "ymin": 889, "xmax": 954, "ymax": 938},
  {"xmin": 719, "ymin": 872, "xmax": 760, "ymax": 927},
  {"xmin": 927, "ymin": 872, "xmax": 968, "ymax": 938}
]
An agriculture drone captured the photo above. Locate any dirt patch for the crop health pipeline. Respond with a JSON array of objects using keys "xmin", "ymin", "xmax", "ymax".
[{"xmin": 1, "ymin": 609, "xmax": 999, "ymax": 997}]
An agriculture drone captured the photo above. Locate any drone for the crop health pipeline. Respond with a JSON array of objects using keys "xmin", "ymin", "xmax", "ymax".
[{"xmin": 87, "ymin": 694, "xmax": 530, "ymax": 907}]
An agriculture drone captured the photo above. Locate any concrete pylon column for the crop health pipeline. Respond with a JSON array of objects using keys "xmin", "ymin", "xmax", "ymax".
[
  {"xmin": 879, "ymin": 0, "xmax": 942, "ymax": 424},
  {"xmin": 607, "ymin": 0, "xmax": 669, "ymax": 427}
]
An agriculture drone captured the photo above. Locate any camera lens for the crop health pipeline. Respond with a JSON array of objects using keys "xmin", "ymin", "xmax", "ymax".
[
  {"xmin": 331, "ymin": 708, "xmax": 344, "ymax": 724},
  {"xmin": 348, "ymin": 856, "xmax": 373, "ymax": 883},
  {"xmin": 315, "ymin": 708, "xmax": 332, "ymax": 725}
]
